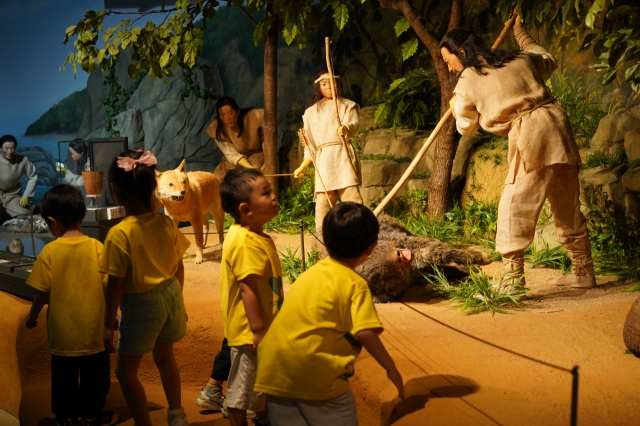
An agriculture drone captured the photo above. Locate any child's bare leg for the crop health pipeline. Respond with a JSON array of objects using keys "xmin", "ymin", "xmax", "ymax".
[
  {"xmin": 228, "ymin": 408, "xmax": 248, "ymax": 426},
  {"xmin": 116, "ymin": 353, "xmax": 151, "ymax": 426},
  {"xmin": 152, "ymin": 340, "xmax": 182, "ymax": 410}
]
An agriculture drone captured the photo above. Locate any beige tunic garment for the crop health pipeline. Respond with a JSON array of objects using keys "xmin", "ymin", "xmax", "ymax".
[
  {"xmin": 453, "ymin": 26, "xmax": 581, "ymax": 177},
  {"xmin": 302, "ymin": 98, "xmax": 360, "ymax": 191},
  {"xmin": 0, "ymin": 155, "xmax": 37, "ymax": 217},
  {"xmin": 206, "ymin": 109, "xmax": 264, "ymax": 179}
]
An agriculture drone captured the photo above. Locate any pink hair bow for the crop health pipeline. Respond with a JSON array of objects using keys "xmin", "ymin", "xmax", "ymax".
[{"xmin": 116, "ymin": 151, "xmax": 158, "ymax": 171}]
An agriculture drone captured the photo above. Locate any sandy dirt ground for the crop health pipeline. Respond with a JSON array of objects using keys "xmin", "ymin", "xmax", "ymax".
[{"xmin": 9, "ymin": 227, "xmax": 640, "ymax": 425}]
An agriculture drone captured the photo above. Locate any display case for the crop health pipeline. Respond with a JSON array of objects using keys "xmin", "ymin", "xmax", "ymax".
[
  {"xmin": 58, "ymin": 137, "xmax": 128, "ymax": 241},
  {"xmin": 0, "ymin": 232, "xmax": 54, "ymax": 299}
]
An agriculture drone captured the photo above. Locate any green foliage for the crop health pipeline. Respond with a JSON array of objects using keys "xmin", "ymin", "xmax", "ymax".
[
  {"xmin": 424, "ymin": 267, "xmax": 525, "ymax": 316},
  {"xmin": 584, "ymin": 184, "xmax": 640, "ymax": 286},
  {"xmin": 100, "ymin": 67, "xmax": 146, "ymax": 136},
  {"xmin": 401, "ymin": 189, "xmax": 428, "ymax": 218},
  {"xmin": 25, "ymin": 89, "xmax": 86, "ymax": 136},
  {"xmin": 402, "ymin": 215, "xmax": 460, "ymax": 243},
  {"xmin": 496, "ymin": 1, "xmax": 640, "ymax": 92},
  {"xmin": 582, "ymin": 149, "xmax": 627, "ymax": 169},
  {"xmin": 446, "ymin": 201, "xmax": 499, "ymax": 242},
  {"xmin": 265, "ymin": 169, "xmax": 316, "ymax": 234},
  {"xmin": 279, "ymin": 244, "xmax": 320, "ymax": 283},
  {"xmin": 61, "ymin": 1, "xmax": 365, "ymax": 79},
  {"xmin": 372, "ymin": 68, "xmax": 440, "ymax": 137},
  {"xmin": 548, "ymin": 69, "xmax": 607, "ymax": 146},
  {"xmin": 411, "ymin": 172, "xmax": 430, "ymax": 180},
  {"xmin": 360, "ymin": 153, "xmax": 411, "ymax": 163},
  {"xmin": 525, "ymin": 243, "xmax": 571, "ymax": 273}
]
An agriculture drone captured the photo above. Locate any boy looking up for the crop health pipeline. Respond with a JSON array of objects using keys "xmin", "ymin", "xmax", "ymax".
[
  {"xmin": 254, "ymin": 202, "xmax": 404, "ymax": 426},
  {"xmin": 219, "ymin": 168, "xmax": 283, "ymax": 426},
  {"xmin": 25, "ymin": 185, "xmax": 116, "ymax": 426}
]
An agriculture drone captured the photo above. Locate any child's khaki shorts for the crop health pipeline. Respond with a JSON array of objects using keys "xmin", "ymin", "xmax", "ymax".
[
  {"xmin": 118, "ymin": 276, "xmax": 186, "ymax": 356},
  {"xmin": 226, "ymin": 345, "xmax": 266, "ymax": 412},
  {"xmin": 266, "ymin": 389, "xmax": 358, "ymax": 426}
]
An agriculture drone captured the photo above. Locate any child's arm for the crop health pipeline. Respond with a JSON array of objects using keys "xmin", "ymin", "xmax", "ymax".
[
  {"xmin": 356, "ymin": 328, "xmax": 404, "ymax": 399},
  {"xmin": 25, "ymin": 290, "xmax": 49, "ymax": 329},
  {"xmin": 104, "ymin": 275, "xmax": 125, "ymax": 353},
  {"xmin": 238, "ymin": 274, "xmax": 265, "ymax": 354}
]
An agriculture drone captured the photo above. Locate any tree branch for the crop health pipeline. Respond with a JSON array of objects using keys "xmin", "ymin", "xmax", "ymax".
[{"xmin": 227, "ymin": 1, "xmax": 258, "ymax": 26}]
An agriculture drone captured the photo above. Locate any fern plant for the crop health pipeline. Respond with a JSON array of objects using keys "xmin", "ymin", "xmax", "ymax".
[{"xmin": 372, "ymin": 68, "xmax": 440, "ymax": 137}]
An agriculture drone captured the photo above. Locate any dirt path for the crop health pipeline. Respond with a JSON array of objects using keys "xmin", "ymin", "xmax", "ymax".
[{"xmin": 12, "ymin": 228, "xmax": 640, "ymax": 425}]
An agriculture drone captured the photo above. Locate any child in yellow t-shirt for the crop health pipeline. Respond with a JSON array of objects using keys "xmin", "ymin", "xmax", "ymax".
[
  {"xmin": 99, "ymin": 150, "xmax": 191, "ymax": 426},
  {"xmin": 255, "ymin": 202, "xmax": 404, "ymax": 426},
  {"xmin": 216, "ymin": 167, "xmax": 282, "ymax": 426},
  {"xmin": 25, "ymin": 185, "xmax": 116, "ymax": 426}
]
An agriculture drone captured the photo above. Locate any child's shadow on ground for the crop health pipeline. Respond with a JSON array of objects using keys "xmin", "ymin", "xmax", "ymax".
[{"xmin": 381, "ymin": 375, "xmax": 479, "ymax": 425}]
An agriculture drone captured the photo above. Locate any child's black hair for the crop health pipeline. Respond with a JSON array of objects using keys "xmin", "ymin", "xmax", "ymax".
[
  {"xmin": 219, "ymin": 168, "xmax": 265, "ymax": 222},
  {"xmin": 323, "ymin": 202, "xmax": 379, "ymax": 259},
  {"xmin": 41, "ymin": 184, "xmax": 87, "ymax": 229},
  {"xmin": 109, "ymin": 150, "xmax": 157, "ymax": 210}
]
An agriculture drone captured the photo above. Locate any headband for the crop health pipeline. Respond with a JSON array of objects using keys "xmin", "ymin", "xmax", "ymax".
[
  {"xmin": 116, "ymin": 151, "xmax": 158, "ymax": 171},
  {"xmin": 314, "ymin": 73, "xmax": 340, "ymax": 84}
]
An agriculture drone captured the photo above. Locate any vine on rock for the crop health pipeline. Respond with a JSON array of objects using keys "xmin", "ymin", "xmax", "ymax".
[{"xmin": 100, "ymin": 67, "xmax": 146, "ymax": 136}]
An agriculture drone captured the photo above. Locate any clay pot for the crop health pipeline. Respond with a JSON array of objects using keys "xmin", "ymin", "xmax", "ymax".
[
  {"xmin": 623, "ymin": 296, "xmax": 640, "ymax": 357},
  {"xmin": 82, "ymin": 171, "xmax": 104, "ymax": 196}
]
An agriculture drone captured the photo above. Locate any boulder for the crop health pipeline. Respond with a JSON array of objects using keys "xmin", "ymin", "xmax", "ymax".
[
  {"xmin": 361, "ymin": 129, "xmax": 433, "ymax": 176},
  {"xmin": 17, "ymin": 147, "xmax": 58, "ymax": 188},
  {"xmin": 590, "ymin": 104, "xmax": 640, "ymax": 151},
  {"xmin": 624, "ymin": 129, "xmax": 640, "ymax": 162},
  {"xmin": 623, "ymin": 296, "xmax": 640, "ymax": 358},
  {"xmin": 533, "ymin": 222, "xmax": 561, "ymax": 249},
  {"xmin": 359, "ymin": 106, "xmax": 376, "ymax": 130},
  {"xmin": 579, "ymin": 164, "xmax": 627, "ymax": 214},
  {"xmin": 451, "ymin": 134, "xmax": 486, "ymax": 194},
  {"xmin": 360, "ymin": 159, "xmax": 410, "ymax": 207},
  {"xmin": 622, "ymin": 167, "xmax": 640, "ymax": 220},
  {"xmin": 113, "ymin": 109, "xmax": 144, "ymax": 149},
  {"xmin": 461, "ymin": 141, "xmax": 509, "ymax": 205}
]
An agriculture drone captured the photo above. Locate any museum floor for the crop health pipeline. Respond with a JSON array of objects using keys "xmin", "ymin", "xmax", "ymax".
[{"xmin": 3, "ymin": 227, "xmax": 640, "ymax": 425}]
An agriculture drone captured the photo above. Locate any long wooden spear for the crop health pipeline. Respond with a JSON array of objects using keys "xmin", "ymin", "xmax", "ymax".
[
  {"xmin": 373, "ymin": 12, "xmax": 519, "ymax": 216},
  {"xmin": 325, "ymin": 37, "xmax": 360, "ymax": 185}
]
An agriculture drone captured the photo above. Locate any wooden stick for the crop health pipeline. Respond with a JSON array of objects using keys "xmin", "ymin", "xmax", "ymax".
[
  {"xmin": 298, "ymin": 129, "xmax": 333, "ymax": 208},
  {"xmin": 263, "ymin": 173, "xmax": 314, "ymax": 177},
  {"xmin": 325, "ymin": 37, "xmax": 360, "ymax": 185},
  {"xmin": 373, "ymin": 13, "xmax": 519, "ymax": 217}
]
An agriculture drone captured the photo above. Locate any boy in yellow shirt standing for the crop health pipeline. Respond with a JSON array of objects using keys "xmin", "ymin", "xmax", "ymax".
[
  {"xmin": 218, "ymin": 168, "xmax": 283, "ymax": 426},
  {"xmin": 254, "ymin": 202, "xmax": 404, "ymax": 426},
  {"xmin": 25, "ymin": 185, "xmax": 117, "ymax": 426}
]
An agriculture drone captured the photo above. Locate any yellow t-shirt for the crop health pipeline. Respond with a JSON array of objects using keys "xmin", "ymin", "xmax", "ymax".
[
  {"xmin": 221, "ymin": 224, "xmax": 283, "ymax": 347},
  {"xmin": 99, "ymin": 212, "xmax": 191, "ymax": 294},
  {"xmin": 26, "ymin": 236, "xmax": 107, "ymax": 356},
  {"xmin": 255, "ymin": 256, "xmax": 382, "ymax": 400}
]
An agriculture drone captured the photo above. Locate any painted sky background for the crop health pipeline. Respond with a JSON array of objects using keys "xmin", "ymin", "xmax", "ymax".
[{"xmin": 0, "ymin": 0, "xmax": 165, "ymax": 138}]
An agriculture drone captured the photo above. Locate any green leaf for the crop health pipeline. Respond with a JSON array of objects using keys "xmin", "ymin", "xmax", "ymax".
[
  {"xmin": 602, "ymin": 69, "xmax": 617, "ymax": 85},
  {"xmin": 374, "ymin": 103, "xmax": 388, "ymax": 124},
  {"xmin": 395, "ymin": 17, "xmax": 410, "ymax": 37},
  {"xmin": 625, "ymin": 349, "xmax": 633, "ymax": 354},
  {"xmin": 253, "ymin": 21, "xmax": 265, "ymax": 46},
  {"xmin": 388, "ymin": 77, "xmax": 406, "ymax": 92},
  {"xmin": 625, "ymin": 63, "xmax": 639, "ymax": 82},
  {"xmin": 401, "ymin": 38, "xmax": 418, "ymax": 61},
  {"xmin": 159, "ymin": 50, "xmax": 171, "ymax": 68},
  {"xmin": 283, "ymin": 25, "xmax": 297, "ymax": 45},
  {"xmin": 333, "ymin": 4, "xmax": 349, "ymax": 30},
  {"xmin": 579, "ymin": 33, "xmax": 598, "ymax": 53}
]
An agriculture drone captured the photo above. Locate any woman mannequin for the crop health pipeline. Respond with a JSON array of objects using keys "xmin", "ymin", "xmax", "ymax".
[
  {"xmin": 294, "ymin": 68, "xmax": 362, "ymax": 232},
  {"xmin": 0, "ymin": 135, "xmax": 38, "ymax": 219},
  {"xmin": 64, "ymin": 140, "xmax": 90, "ymax": 190},
  {"xmin": 206, "ymin": 96, "xmax": 264, "ymax": 181}
]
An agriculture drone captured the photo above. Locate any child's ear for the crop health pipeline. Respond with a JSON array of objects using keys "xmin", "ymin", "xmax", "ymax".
[{"xmin": 238, "ymin": 202, "xmax": 252, "ymax": 217}]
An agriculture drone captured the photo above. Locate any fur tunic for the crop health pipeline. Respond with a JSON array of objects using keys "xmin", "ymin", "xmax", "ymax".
[
  {"xmin": 453, "ymin": 26, "xmax": 581, "ymax": 177},
  {"xmin": 206, "ymin": 109, "xmax": 264, "ymax": 167},
  {"xmin": 0, "ymin": 155, "xmax": 37, "ymax": 197},
  {"xmin": 302, "ymin": 98, "xmax": 360, "ymax": 191}
]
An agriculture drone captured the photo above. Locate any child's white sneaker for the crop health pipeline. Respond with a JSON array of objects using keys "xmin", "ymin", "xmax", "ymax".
[
  {"xmin": 195, "ymin": 386, "xmax": 225, "ymax": 410},
  {"xmin": 167, "ymin": 406, "xmax": 189, "ymax": 426}
]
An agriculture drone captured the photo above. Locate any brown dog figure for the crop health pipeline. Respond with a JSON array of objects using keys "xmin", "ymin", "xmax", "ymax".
[{"xmin": 155, "ymin": 160, "xmax": 225, "ymax": 264}]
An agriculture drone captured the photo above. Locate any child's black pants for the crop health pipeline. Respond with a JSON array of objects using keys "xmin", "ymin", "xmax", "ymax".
[{"xmin": 51, "ymin": 350, "xmax": 110, "ymax": 419}]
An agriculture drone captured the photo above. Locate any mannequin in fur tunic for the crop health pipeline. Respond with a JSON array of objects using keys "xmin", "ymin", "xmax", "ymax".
[{"xmin": 355, "ymin": 215, "xmax": 491, "ymax": 303}]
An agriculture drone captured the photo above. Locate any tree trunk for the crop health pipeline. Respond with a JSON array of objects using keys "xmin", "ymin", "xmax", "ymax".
[
  {"xmin": 379, "ymin": 0, "xmax": 463, "ymax": 218},
  {"xmin": 263, "ymin": 1, "xmax": 279, "ymax": 197}
]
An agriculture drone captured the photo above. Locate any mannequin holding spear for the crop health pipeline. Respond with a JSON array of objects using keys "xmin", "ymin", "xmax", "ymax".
[{"xmin": 293, "ymin": 44, "xmax": 363, "ymax": 233}]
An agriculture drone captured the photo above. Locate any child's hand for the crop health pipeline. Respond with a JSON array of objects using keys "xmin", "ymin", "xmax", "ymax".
[
  {"xmin": 104, "ymin": 327, "xmax": 116, "ymax": 353},
  {"xmin": 25, "ymin": 314, "xmax": 38, "ymax": 329},
  {"xmin": 252, "ymin": 329, "xmax": 267, "ymax": 355},
  {"xmin": 388, "ymin": 368, "xmax": 405, "ymax": 399}
]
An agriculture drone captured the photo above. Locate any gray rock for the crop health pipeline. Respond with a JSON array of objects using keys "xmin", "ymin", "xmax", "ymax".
[
  {"xmin": 622, "ymin": 167, "xmax": 640, "ymax": 220},
  {"xmin": 113, "ymin": 109, "xmax": 144, "ymax": 149},
  {"xmin": 451, "ymin": 134, "xmax": 486, "ymax": 193},
  {"xmin": 624, "ymin": 129, "xmax": 640, "ymax": 162},
  {"xmin": 359, "ymin": 106, "xmax": 376, "ymax": 130},
  {"xmin": 534, "ymin": 222, "xmax": 561, "ymax": 249},
  {"xmin": 16, "ymin": 147, "xmax": 58, "ymax": 188},
  {"xmin": 590, "ymin": 104, "xmax": 640, "ymax": 150},
  {"xmin": 579, "ymin": 164, "xmax": 627, "ymax": 214}
]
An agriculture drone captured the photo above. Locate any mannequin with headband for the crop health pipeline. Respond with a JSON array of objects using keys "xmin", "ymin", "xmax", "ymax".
[{"xmin": 294, "ymin": 67, "xmax": 363, "ymax": 233}]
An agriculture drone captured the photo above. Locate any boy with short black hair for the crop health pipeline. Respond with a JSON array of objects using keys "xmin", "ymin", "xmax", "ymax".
[
  {"xmin": 25, "ymin": 185, "xmax": 116, "ymax": 426},
  {"xmin": 254, "ymin": 202, "xmax": 404, "ymax": 426},
  {"xmin": 218, "ymin": 168, "xmax": 283, "ymax": 426}
]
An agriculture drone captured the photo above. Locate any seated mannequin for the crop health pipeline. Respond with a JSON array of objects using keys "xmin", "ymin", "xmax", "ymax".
[{"xmin": 0, "ymin": 135, "xmax": 38, "ymax": 220}]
